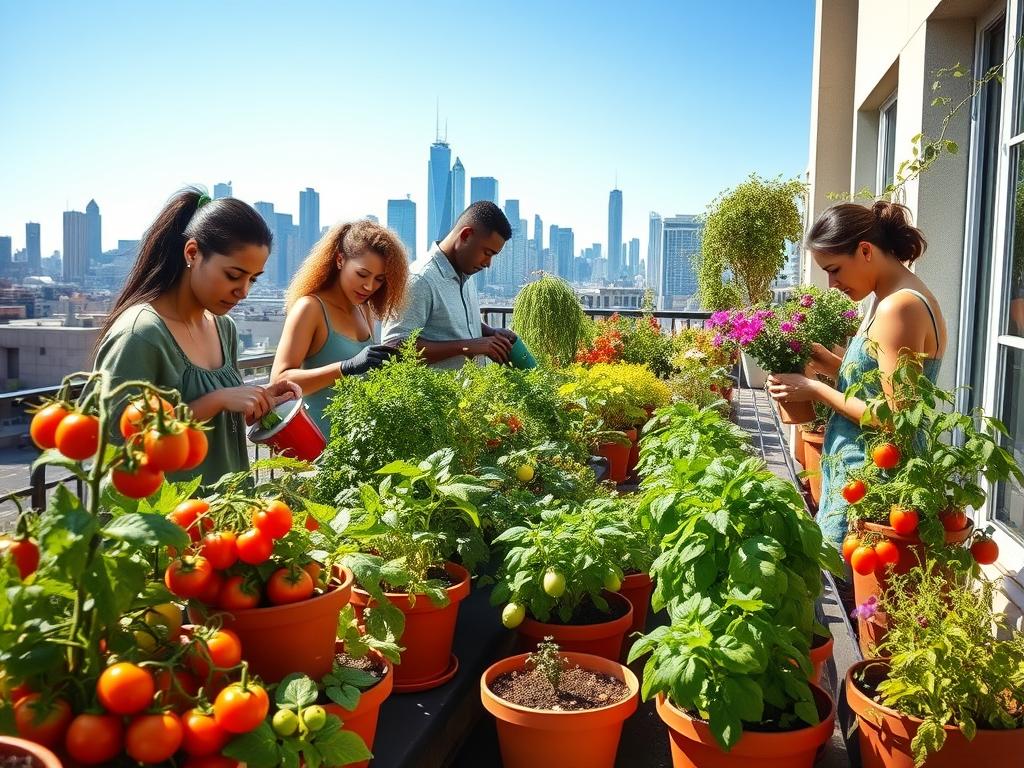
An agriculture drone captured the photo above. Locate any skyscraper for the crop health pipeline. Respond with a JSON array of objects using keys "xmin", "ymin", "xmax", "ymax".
[
  {"xmin": 556, "ymin": 228, "xmax": 575, "ymax": 281},
  {"xmin": 607, "ymin": 188, "xmax": 623, "ymax": 281},
  {"xmin": 450, "ymin": 157, "xmax": 465, "ymax": 222},
  {"xmin": 647, "ymin": 212, "xmax": 663, "ymax": 295},
  {"xmin": 427, "ymin": 138, "xmax": 452, "ymax": 248},
  {"xmin": 0, "ymin": 237, "xmax": 11, "ymax": 268},
  {"xmin": 26, "ymin": 222, "xmax": 41, "ymax": 274},
  {"xmin": 470, "ymin": 177, "xmax": 499, "ymax": 205},
  {"xmin": 213, "ymin": 182, "xmax": 233, "ymax": 199},
  {"xmin": 660, "ymin": 215, "xmax": 702, "ymax": 310},
  {"xmin": 387, "ymin": 197, "xmax": 417, "ymax": 260},
  {"xmin": 63, "ymin": 210, "xmax": 88, "ymax": 283},
  {"xmin": 299, "ymin": 188, "xmax": 320, "ymax": 258},
  {"xmin": 533, "ymin": 215, "xmax": 543, "ymax": 272},
  {"xmin": 85, "ymin": 199, "xmax": 102, "ymax": 269},
  {"xmin": 500, "ymin": 200, "xmax": 525, "ymax": 288},
  {"xmin": 274, "ymin": 213, "xmax": 295, "ymax": 288},
  {"xmin": 629, "ymin": 238, "xmax": 640, "ymax": 276},
  {"xmin": 253, "ymin": 202, "xmax": 277, "ymax": 284}
]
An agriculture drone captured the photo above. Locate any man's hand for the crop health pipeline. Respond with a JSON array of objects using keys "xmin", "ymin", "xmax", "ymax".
[
  {"xmin": 471, "ymin": 335, "xmax": 513, "ymax": 363},
  {"xmin": 483, "ymin": 324, "xmax": 517, "ymax": 343}
]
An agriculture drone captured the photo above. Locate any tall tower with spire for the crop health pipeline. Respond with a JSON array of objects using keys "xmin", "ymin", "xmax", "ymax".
[
  {"xmin": 427, "ymin": 109, "xmax": 452, "ymax": 249},
  {"xmin": 607, "ymin": 185, "xmax": 623, "ymax": 282}
]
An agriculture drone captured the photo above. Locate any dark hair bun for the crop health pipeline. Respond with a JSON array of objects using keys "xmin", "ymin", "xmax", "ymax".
[{"xmin": 871, "ymin": 201, "xmax": 927, "ymax": 263}]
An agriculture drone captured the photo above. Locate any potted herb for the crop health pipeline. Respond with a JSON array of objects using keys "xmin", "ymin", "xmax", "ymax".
[
  {"xmin": 847, "ymin": 563, "xmax": 1024, "ymax": 767},
  {"xmin": 480, "ymin": 636, "xmax": 639, "ymax": 768},
  {"xmin": 511, "ymin": 274, "xmax": 589, "ymax": 367},
  {"xmin": 490, "ymin": 498, "xmax": 635, "ymax": 660}
]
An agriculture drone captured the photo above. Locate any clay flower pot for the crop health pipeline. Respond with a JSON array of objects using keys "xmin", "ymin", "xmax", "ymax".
[
  {"xmin": 619, "ymin": 571, "xmax": 653, "ymax": 639},
  {"xmin": 597, "ymin": 432, "xmax": 630, "ymax": 484},
  {"xmin": 350, "ymin": 562, "xmax": 471, "ymax": 692},
  {"xmin": 518, "ymin": 591, "xmax": 633, "ymax": 661},
  {"xmin": 323, "ymin": 645, "xmax": 395, "ymax": 768},
  {"xmin": 0, "ymin": 737, "xmax": 62, "ymax": 768},
  {"xmin": 480, "ymin": 651, "xmax": 640, "ymax": 768},
  {"xmin": 625, "ymin": 427, "xmax": 641, "ymax": 478},
  {"xmin": 801, "ymin": 430, "xmax": 825, "ymax": 505},
  {"xmin": 777, "ymin": 399, "xmax": 815, "ymax": 425},
  {"xmin": 809, "ymin": 632, "xmax": 834, "ymax": 686}
]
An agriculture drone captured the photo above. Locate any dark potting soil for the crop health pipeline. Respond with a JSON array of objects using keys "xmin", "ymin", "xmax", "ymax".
[
  {"xmin": 0, "ymin": 757, "xmax": 35, "ymax": 768},
  {"xmin": 381, "ymin": 566, "xmax": 456, "ymax": 593},
  {"xmin": 333, "ymin": 651, "xmax": 387, "ymax": 683},
  {"xmin": 541, "ymin": 595, "xmax": 629, "ymax": 626},
  {"xmin": 490, "ymin": 664, "xmax": 630, "ymax": 711}
]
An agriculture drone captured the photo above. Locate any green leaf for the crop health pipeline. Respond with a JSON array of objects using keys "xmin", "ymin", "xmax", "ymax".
[
  {"xmin": 103, "ymin": 512, "xmax": 189, "ymax": 549},
  {"xmin": 276, "ymin": 674, "xmax": 320, "ymax": 709},
  {"xmin": 314, "ymin": 718, "xmax": 373, "ymax": 766},
  {"xmin": 723, "ymin": 675, "xmax": 764, "ymax": 723},
  {"xmin": 325, "ymin": 683, "xmax": 360, "ymax": 710},
  {"xmin": 223, "ymin": 722, "xmax": 282, "ymax": 768},
  {"xmin": 707, "ymin": 697, "xmax": 743, "ymax": 751}
]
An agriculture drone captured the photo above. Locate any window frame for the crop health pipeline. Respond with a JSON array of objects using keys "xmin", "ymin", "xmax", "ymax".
[{"xmin": 876, "ymin": 91, "xmax": 899, "ymax": 195}]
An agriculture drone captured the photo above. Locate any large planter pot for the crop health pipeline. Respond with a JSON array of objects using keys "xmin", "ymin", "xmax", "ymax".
[
  {"xmin": 190, "ymin": 567, "xmax": 353, "ymax": 684},
  {"xmin": 323, "ymin": 645, "xmax": 395, "ymax": 768},
  {"xmin": 793, "ymin": 427, "xmax": 807, "ymax": 468},
  {"xmin": 741, "ymin": 352, "xmax": 768, "ymax": 389},
  {"xmin": 623, "ymin": 427, "xmax": 639, "ymax": 478},
  {"xmin": 847, "ymin": 659, "xmax": 1024, "ymax": 767},
  {"xmin": 655, "ymin": 683, "xmax": 835, "ymax": 768},
  {"xmin": 619, "ymin": 571, "xmax": 653, "ymax": 639},
  {"xmin": 809, "ymin": 633, "xmax": 834, "ymax": 686},
  {"xmin": 0, "ymin": 736, "xmax": 62, "ymax": 768},
  {"xmin": 851, "ymin": 520, "xmax": 973, "ymax": 656},
  {"xmin": 518, "ymin": 591, "xmax": 633, "ymax": 661},
  {"xmin": 350, "ymin": 562, "xmax": 471, "ymax": 692},
  {"xmin": 801, "ymin": 430, "xmax": 824, "ymax": 505},
  {"xmin": 480, "ymin": 651, "xmax": 640, "ymax": 768},
  {"xmin": 777, "ymin": 399, "xmax": 815, "ymax": 425},
  {"xmin": 597, "ymin": 433, "xmax": 630, "ymax": 484}
]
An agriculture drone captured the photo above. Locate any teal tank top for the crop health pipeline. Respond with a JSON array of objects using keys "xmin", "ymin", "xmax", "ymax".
[
  {"xmin": 818, "ymin": 289, "xmax": 942, "ymax": 549},
  {"xmin": 301, "ymin": 296, "xmax": 373, "ymax": 439}
]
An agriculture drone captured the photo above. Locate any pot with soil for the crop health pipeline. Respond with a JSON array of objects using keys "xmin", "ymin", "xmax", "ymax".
[
  {"xmin": 322, "ymin": 644, "xmax": 395, "ymax": 768},
  {"xmin": 480, "ymin": 641, "xmax": 639, "ymax": 768},
  {"xmin": 847, "ymin": 659, "xmax": 1024, "ymax": 768},
  {"xmin": 0, "ymin": 738, "xmax": 61, "ymax": 768},
  {"xmin": 808, "ymin": 631, "xmax": 834, "ymax": 686},
  {"xmin": 517, "ymin": 591, "xmax": 633, "ymax": 661},
  {"xmin": 349, "ymin": 561, "xmax": 470, "ymax": 692},
  {"xmin": 777, "ymin": 398, "xmax": 815, "ymax": 426},
  {"xmin": 596, "ymin": 432, "xmax": 631, "ymax": 484}
]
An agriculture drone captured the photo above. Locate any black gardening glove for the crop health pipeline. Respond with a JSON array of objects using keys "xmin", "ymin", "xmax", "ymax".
[{"xmin": 339, "ymin": 345, "xmax": 397, "ymax": 376}]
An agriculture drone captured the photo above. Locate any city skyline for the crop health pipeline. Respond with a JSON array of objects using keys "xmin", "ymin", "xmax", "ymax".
[{"xmin": 0, "ymin": 1, "xmax": 813, "ymax": 261}]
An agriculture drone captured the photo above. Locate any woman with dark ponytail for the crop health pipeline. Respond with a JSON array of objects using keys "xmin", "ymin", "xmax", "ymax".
[
  {"xmin": 94, "ymin": 188, "xmax": 300, "ymax": 484},
  {"xmin": 765, "ymin": 201, "xmax": 947, "ymax": 549}
]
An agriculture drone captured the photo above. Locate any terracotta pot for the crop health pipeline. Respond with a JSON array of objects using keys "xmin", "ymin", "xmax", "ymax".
[
  {"xmin": 851, "ymin": 519, "xmax": 973, "ymax": 656},
  {"xmin": 0, "ymin": 737, "xmax": 62, "ymax": 768},
  {"xmin": 323, "ymin": 645, "xmax": 395, "ymax": 768},
  {"xmin": 350, "ymin": 562, "xmax": 471, "ymax": 691},
  {"xmin": 793, "ymin": 428, "xmax": 807, "ymax": 468},
  {"xmin": 480, "ymin": 651, "xmax": 640, "ymax": 768},
  {"xmin": 847, "ymin": 659, "xmax": 1024, "ymax": 767},
  {"xmin": 801, "ymin": 430, "xmax": 824, "ymax": 505},
  {"xmin": 655, "ymin": 683, "xmax": 835, "ymax": 768},
  {"xmin": 597, "ymin": 433, "xmax": 630, "ymax": 484},
  {"xmin": 189, "ymin": 567, "xmax": 353, "ymax": 683},
  {"xmin": 518, "ymin": 591, "xmax": 633, "ymax": 661},
  {"xmin": 809, "ymin": 633, "xmax": 833, "ymax": 686},
  {"xmin": 777, "ymin": 399, "xmax": 815, "ymax": 425},
  {"xmin": 619, "ymin": 571, "xmax": 653, "ymax": 639},
  {"xmin": 721, "ymin": 386, "xmax": 734, "ymax": 402},
  {"xmin": 624, "ymin": 427, "xmax": 639, "ymax": 478}
]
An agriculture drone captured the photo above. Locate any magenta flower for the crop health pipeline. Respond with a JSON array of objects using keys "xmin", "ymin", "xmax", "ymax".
[
  {"xmin": 851, "ymin": 596, "xmax": 878, "ymax": 620},
  {"xmin": 843, "ymin": 309, "xmax": 858, "ymax": 320},
  {"xmin": 712, "ymin": 334, "xmax": 724, "ymax": 347},
  {"xmin": 790, "ymin": 312, "xmax": 805, "ymax": 323},
  {"xmin": 780, "ymin": 322, "xmax": 795, "ymax": 334},
  {"xmin": 788, "ymin": 340, "xmax": 802, "ymax": 353},
  {"xmin": 800, "ymin": 294, "xmax": 814, "ymax": 308}
]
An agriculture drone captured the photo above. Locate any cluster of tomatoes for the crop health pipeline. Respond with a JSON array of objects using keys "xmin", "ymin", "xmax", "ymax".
[
  {"xmin": 7, "ymin": 607, "xmax": 267, "ymax": 767},
  {"xmin": 164, "ymin": 497, "xmax": 323, "ymax": 609},
  {"xmin": 842, "ymin": 533, "xmax": 902, "ymax": 576}
]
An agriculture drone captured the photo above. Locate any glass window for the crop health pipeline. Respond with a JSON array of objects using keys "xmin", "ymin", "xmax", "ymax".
[
  {"xmin": 994, "ymin": 346, "xmax": 1024, "ymax": 538},
  {"xmin": 878, "ymin": 97, "xmax": 898, "ymax": 194}
]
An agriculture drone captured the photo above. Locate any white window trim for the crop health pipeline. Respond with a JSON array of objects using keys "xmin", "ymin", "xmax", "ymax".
[{"xmin": 876, "ymin": 92, "xmax": 899, "ymax": 195}]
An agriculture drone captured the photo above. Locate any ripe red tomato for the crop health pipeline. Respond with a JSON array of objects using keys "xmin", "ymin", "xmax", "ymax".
[
  {"xmin": 874, "ymin": 540, "xmax": 900, "ymax": 571},
  {"xmin": 197, "ymin": 570, "xmax": 225, "ymax": 606},
  {"xmin": 266, "ymin": 567, "xmax": 315, "ymax": 605},
  {"xmin": 182, "ymin": 708, "xmax": 230, "ymax": 757},
  {"xmin": 97, "ymin": 662, "xmax": 156, "ymax": 715},
  {"xmin": 850, "ymin": 545, "xmax": 879, "ymax": 576},
  {"xmin": 236, "ymin": 528, "xmax": 274, "ymax": 565},
  {"xmin": 213, "ymin": 683, "xmax": 269, "ymax": 734},
  {"xmin": 201, "ymin": 531, "xmax": 238, "ymax": 570},
  {"xmin": 111, "ymin": 456, "xmax": 164, "ymax": 499},
  {"xmin": 252, "ymin": 500, "xmax": 293, "ymax": 539},
  {"xmin": 169, "ymin": 499, "xmax": 213, "ymax": 543},
  {"xmin": 144, "ymin": 424, "xmax": 190, "ymax": 472},
  {"xmin": 125, "ymin": 712, "xmax": 184, "ymax": 763},
  {"xmin": 888, "ymin": 507, "xmax": 919, "ymax": 536},
  {"xmin": 188, "ymin": 629, "xmax": 243, "ymax": 678},
  {"xmin": 841, "ymin": 535, "xmax": 860, "ymax": 564},
  {"xmin": 180, "ymin": 427, "xmax": 209, "ymax": 471},
  {"xmin": 65, "ymin": 713, "xmax": 124, "ymax": 765},
  {"xmin": 304, "ymin": 514, "xmax": 320, "ymax": 532},
  {"xmin": 165, "ymin": 556, "xmax": 215, "ymax": 600},
  {"xmin": 119, "ymin": 395, "xmax": 174, "ymax": 438},
  {"xmin": 0, "ymin": 536, "xmax": 40, "ymax": 580},
  {"xmin": 971, "ymin": 536, "xmax": 999, "ymax": 565},
  {"xmin": 872, "ymin": 443, "xmax": 901, "ymax": 470},
  {"xmin": 841, "ymin": 479, "xmax": 867, "ymax": 504},
  {"xmin": 940, "ymin": 508, "xmax": 969, "ymax": 532},
  {"xmin": 154, "ymin": 667, "xmax": 200, "ymax": 711},
  {"xmin": 303, "ymin": 561, "xmax": 323, "ymax": 586},
  {"xmin": 14, "ymin": 694, "xmax": 72, "ymax": 747},
  {"xmin": 54, "ymin": 412, "xmax": 100, "ymax": 460},
  {"xmin": 218, "ymin": 575, "xmax": 261, "ymax": 610},
  {"xmin": 30, "ymin": 403, "xmax": 70, "ymax": 450}
]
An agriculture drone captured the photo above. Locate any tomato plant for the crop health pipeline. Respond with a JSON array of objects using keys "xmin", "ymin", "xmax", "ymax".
[{"xmin": 29, "ymin": 402, "xmax": 70, "ymax": 450}]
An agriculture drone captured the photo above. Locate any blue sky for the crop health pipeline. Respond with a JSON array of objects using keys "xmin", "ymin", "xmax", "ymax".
[{"xmin": 0, "ymin": 0, "xmax": 814, "ymax": 262}]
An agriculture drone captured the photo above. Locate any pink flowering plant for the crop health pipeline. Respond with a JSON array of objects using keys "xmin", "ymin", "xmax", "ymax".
[
  {"xmin": 794, "ymin": 286, "xmax": 860, "ymax": 350},
  {"xmin": 729, "ymin": 304, "xmax": 813, "ymax": 373}
]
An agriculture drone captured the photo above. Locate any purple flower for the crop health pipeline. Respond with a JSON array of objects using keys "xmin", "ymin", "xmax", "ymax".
[
  {"xmin": 843, "ymin": 309, "xmax": 858, "ymax": 320},
  {"xmin": 851, "ymin": 596, "xmax": 878, "ymax": 620},
  {"xmin": 800, "ymin": 294, "xmax": 814, "ymax": 308},
  {"xmin": 780, "ymin": 322, "xmax": 795, "ymax": 334},
  {"xmin": 790, "ymin": 312, "xmax": 805, "ymax": 323},
  {"xmin": 708, "ymin": 310, "xmax": 730, "ymax": 328},
  {"xmin": 788, "ymin": 340, "xmax": 802, "ymax": 353},
  {"xmin": 712, "ymin": 334, "xmax": 724, "ymax": 348}
]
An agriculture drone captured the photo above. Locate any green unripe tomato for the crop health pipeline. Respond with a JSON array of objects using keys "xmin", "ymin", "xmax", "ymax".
[
  {"xmin": 603, "ymin": 569, "xmax": 622, "ymax": 592},
  {"xmin": 501, "ymin": 602, "xmax": 526, "ymax": 628},
  {"xmin": 543, "ymin": 570, "xmax": 566, "ymax": 598},
  {"xmin": 272, "ymin": 709, "xmax": 299, "ymax": 736},
  {"xmin": 302, "ymin": 705, "xmax": 327, "ymax": 732},
  {"xmin": 516, "ymin": 464, "xmax": 535, "ymax": 483}
]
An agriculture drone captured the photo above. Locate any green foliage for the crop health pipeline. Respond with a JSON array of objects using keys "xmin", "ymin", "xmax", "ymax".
[
  {"xmin": 699, "ymin": 174, "xmax": 804, "ymax": 306},
  {"xmin": 511, "ymin": 274, "xmax": 589, "ymax": 367},
  {"xmin": 558, "ymin": 363, "xmax": 660, "ymax": 431},
  {"xmin": 527, "ymin": 636, "xmax": 568, "ymax": 691},
  {"xmin": 795, "ymin": 286, "xmax": 860, "ymax": 350},
  {"xmin": 870, "ymin": 564, "xmax": 1024, "ymax": 766}
]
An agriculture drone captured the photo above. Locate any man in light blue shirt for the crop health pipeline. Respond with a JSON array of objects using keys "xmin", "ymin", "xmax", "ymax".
[{"xmin": 382, "ymin": 201, "xmax": 517, "ymax": 368}]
